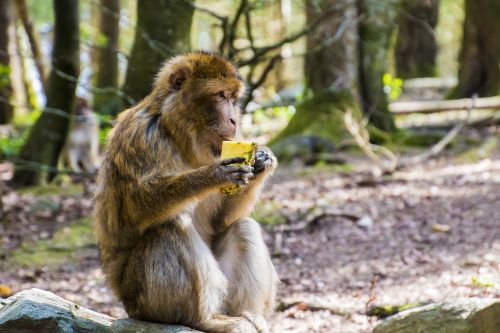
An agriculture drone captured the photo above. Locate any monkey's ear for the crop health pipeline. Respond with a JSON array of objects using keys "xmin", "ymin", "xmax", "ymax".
[{"xmin": 169, "ymin": 67, "xmax": 189, "ymax": 90}]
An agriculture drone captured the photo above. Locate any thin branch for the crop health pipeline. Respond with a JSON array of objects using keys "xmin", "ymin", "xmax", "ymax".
[
  {"xmin": 400, "ymin": 10, "xmax": 437, "ymax": 40},
  {"xmin": 192, "ymin": 3, "xmax": 227, "ymax": 22},
  {"xmin": 236, "ymin": 3, "xmax": 342, "ymax": 67},
  {"xmin": 242, "ymin": 55, "xmax": 282, "ymax": 109},
  {"xmin": 397, "ymin": 95, "xmax": 476, "ymax": 169},
  {"xmin": 244, "ymin": 7, "xmax": 255, "ymax": 52},
  {"xmin": 227, "ymin": 0, "xmax": 249, "ymax": 58},
  {"xmin": 344, "ymin": 110, "xmax": 399, "ymax": 173}
]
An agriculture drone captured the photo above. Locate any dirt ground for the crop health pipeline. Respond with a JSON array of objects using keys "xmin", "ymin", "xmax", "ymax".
[{"xmin": 1, "ymin": 131, "xmax": 499, "ymax": 333}]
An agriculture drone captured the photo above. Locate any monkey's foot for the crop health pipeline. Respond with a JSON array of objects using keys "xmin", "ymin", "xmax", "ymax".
[{"xmin": 242, "ymin": 312, "xmax": 269, "ymax": 333}]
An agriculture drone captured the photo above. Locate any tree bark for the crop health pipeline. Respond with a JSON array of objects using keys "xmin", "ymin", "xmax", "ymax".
[
  {"xmin": 12, "ymin": 0, "xmax": 80, "ymax": 187},
  {"xmin": 271, "ymin": 0, "xmax": 364, "ymax": 148},
  {"xmin": 15, "ymin": 0, "xmax": 46, "ymax": 94},
  {"xmin": 357, "ymin": 0, "xmax": 400, "ymax": 132},
  {"xmin": 395, "ymin": 0, "xmax": 439, "ymax": 79},
  {"xmin": 452, "ymin": 0, "xmax": 500, "ymax": 98},
  {"xmin": 0, "ymin": 0, "xmax": 13, "ymax": 124},
  {"xmin": 305, "ymin": 0, "xmax": 358, "ymax": 94},
  {"xmin": 93, "ymin": 0, "xmax": 121, "ymax": 116},
  {"xmin": 121, "ymin": 0, "xmax": 194, "ymax": 106}
]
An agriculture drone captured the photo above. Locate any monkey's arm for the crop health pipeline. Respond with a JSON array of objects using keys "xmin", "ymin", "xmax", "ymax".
[
  {"xmin": 214, "ymin": 147, "xmax": 277, "ymax": 233},
  {"xmin": 127, "ymin": 157, "xmax": 253, "ymax": 233}
]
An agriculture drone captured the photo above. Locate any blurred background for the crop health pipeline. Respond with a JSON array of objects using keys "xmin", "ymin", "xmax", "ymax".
[{"xmin": 0, "ymin": 0, "xmax": 499, "ymax": 332}]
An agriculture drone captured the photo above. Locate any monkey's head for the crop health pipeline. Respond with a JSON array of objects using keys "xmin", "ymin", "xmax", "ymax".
[{"xmin": 154, "ymin": 52, "xmax": 245, "ymax": 159}]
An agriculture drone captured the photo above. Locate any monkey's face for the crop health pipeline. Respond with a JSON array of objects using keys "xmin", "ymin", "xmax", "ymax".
[
  {"xmin": 158, "ymin": 52, "xmax": 245, "ymax": 157},
  {"xmin": 202, "ymin": 86, "xmax": 241, "ymax": 154}
]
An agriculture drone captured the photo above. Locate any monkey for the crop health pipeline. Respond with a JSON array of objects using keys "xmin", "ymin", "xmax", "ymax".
[
  {"xmin": 93, "ymin": 52, "xmax": 278, "ymax": 333},
  {"xmin": 63, "ymin": 97, "xmax": 100, "ymax": 173}
]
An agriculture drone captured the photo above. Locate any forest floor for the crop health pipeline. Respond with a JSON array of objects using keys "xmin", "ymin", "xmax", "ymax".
[{"xmin": 1, "ymin": 128, "xmax": 499, "ymax": 333}]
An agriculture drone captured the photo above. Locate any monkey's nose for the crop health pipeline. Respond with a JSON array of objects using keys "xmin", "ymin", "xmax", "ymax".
[{"xmin": 230, "ymin": 118, "xmax": 236, "ymax": 126}]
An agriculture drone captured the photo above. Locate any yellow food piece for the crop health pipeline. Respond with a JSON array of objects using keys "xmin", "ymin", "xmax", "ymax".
[{"xmin": 220, "ymin": 141, "xmax": 256, "ymax": 195}]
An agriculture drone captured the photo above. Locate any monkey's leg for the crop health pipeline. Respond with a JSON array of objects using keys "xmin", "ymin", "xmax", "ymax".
[
  {"xmin": 214, "ymin": 218, "xmax": 278, "ymax": 331},
  {"xmin": 80, "ymin": 145, "xmax": 97, "ymax": 173},
  {"xmin": 123, "ymin": 220, "xmax": 260, "ymax": 333},
  {"xmin": 68, "ymin": 147, "xmax": 82, "ymax": 173}
]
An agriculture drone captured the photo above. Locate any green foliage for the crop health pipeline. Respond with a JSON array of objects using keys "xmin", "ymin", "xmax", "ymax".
[
  {"xmin": 0, "ymin": 134, "xmax": 25, "ymax": 158},
  {"xmin": 0, "ymin": 64, "xmax": 10, "ymax": 89},
  {"xmin": 13, "ymin": 109, "xmax": 42, "ymax": 127},
  {"xmin": 96, "ymin": 32, "xmax": 109, "ymax": 47},
  {"xmin": 98, "ymin": 125, "xmax": 112, "ymax": 146},
  {"xmin": 471, "ymin": 275, "xmax": 497, "ymax": 288},
  {"xmin": 383, "ymin": 73, "xmax": 403, "ymax": 101},
  {"xmin": 27, "ymin": 0, "xmax": 54, "ymax": 25},
  {"xmin": 1, "ymin": 108, "xmax": 43, "ymax": 159},
  {"xmin": 253, "ymin": 105, "xmax": 295, "ymax": 125}
]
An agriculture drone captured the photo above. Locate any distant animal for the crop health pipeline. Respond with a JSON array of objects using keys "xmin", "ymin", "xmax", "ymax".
[{"xmin": 64, "ymin": 97, "xmax": 100, "ymax": 173}]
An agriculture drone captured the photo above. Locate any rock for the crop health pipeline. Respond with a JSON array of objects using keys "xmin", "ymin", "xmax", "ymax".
[
  {"xmin": 374, "ymin": 298, "xmax": 500, "ymax": 333},
  {"xmin": 270, "ymin": 135, "xmax": 341, "ymax": 165},
  {"xmin": 0, "ymin": 288, "xmax": 201, "ymax": 333}
]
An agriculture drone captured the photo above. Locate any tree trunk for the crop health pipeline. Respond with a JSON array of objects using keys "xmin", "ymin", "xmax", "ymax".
[
  {"xmin": 121, "ymin": 0, "xmax": 194, "ymax": 106},
  {"xmin": 0, "ymin": 0, "xmax": 13, "ymax": 124},
  {"xmin": 12, "ymin": 0, "xmax": 80, "ymax": 187},
  {"xmin": 15, "ymin": 0, "xmax": 46, "ymax": 94},
  {"xmin": 93, "ymin": 0, "xmax": 121, "ymax": 116},
  {"xmin": 395, "ymin": 0, "xmax": 439, "ymax": 79},
  {"xmin": 271, "ymin": 0, "xmax": 363, "ymax": 148},
  {"xmin": 357, "ymin": 0, "xmax": 399, "ymax": 132},
  {"xmin": 305, "ymin": 0, "xmax": 358, "ymax": 94},
  {"xmin": 452, "ymin": 0, "xmax": 500, "ymax": 98}
]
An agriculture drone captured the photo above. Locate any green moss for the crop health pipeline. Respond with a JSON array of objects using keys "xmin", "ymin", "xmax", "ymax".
[
  {"xmin": 9, "ymin": 218, "xmax": 95, "ymax": 267},
  {"xmin": 369, "ymin": 126, "xmax": 446, "ymax": 150},
  {"xmin": 368, "ymin": 303, "xmax": 423, "ymax": 319},
  {"xmin": 269, "ymin": 90, "xmax": 362, "ymax": 146}
]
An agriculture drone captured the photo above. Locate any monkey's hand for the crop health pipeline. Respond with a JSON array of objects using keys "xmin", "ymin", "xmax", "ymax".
[
  {"xmin": 253, "ymin": 146, "xmax": 277, "ymax": 177},
  {"xmin": 209, "ymin": 157, "xmax": 255, "ymax": 186}
]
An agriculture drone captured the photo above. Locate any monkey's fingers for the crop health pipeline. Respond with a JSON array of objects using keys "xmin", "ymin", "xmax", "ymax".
[
  {"xmin": 254, "ymin": 155, "xmax": 272, "ymax": 174},
  {"xmin": 224, "ymin": 165, "xmax": 254, "ymax": 174},
  {"xmin": 232, "ymin": 172, "xmax": 255, "ymax": 185},
  {"xmin": 221, "ymin": 157, "xmax": 246, "ymax": 166}
]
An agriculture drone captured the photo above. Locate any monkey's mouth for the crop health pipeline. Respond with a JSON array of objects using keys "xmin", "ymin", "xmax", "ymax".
[{"xmin": 219, "ymin": 135, "xmax": 235, "ymax": 141}]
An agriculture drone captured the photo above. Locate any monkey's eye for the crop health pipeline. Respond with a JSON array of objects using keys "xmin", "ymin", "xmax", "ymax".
[{"xmin": 216, "ymin": 91, "xmax": 226, "ymax": 100}]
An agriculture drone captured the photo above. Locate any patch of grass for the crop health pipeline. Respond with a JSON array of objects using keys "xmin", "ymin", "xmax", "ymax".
[
  {"xmin": 18, "ymin": 183, "xmax": 84, "ymax": 196},
  {"xmin": 253, "ymin": 200, "xmax": 287, "ymax": 226},
  {"xmin": 455, "ymin": 137, "xmax": 497, "ymax": 163},
  {"xmin": 10, "ymin": 218, "xmax": 95, "ymax": 267},
  {"xmin": 297, "ymin": 162, "xmax": 355, "ymax": 177}
]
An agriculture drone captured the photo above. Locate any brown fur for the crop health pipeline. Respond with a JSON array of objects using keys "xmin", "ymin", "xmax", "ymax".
[{"xmin": 94, "ymin": 52, "xmax": 277, "ymax": 333}]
